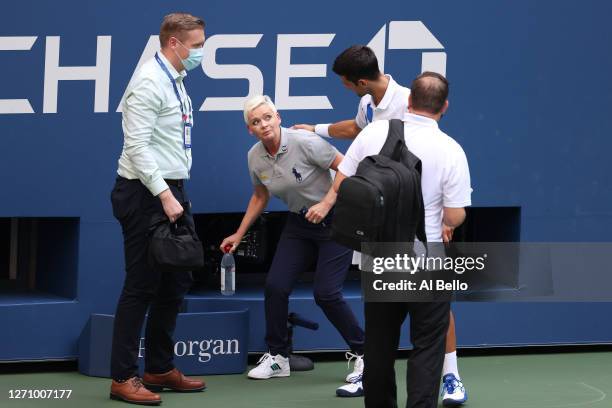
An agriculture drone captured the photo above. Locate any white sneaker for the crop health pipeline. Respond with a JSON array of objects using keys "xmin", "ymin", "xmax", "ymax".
[
  {"xmin": 336, "ymin": 374, "xmax": 363, "ymax": 397},
  {"xmin": 247, "ymin": 353, "xmax": 290, "ymax": 379},
  {"xmin": 345, "ymin": 351, "xmax": 364, "ymax": 383},
  {"xmin": 441, "ymin": 374, "xmax": 467, "ymax": 406}
]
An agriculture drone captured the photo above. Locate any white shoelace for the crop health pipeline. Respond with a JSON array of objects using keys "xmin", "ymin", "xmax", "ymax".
[{"xmin": 345, "ymin": 351, "xmax": 361, "ymax": 369}]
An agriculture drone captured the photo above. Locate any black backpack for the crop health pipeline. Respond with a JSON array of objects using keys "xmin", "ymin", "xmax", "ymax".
[{"xmin": 331, "ymin": 119, "xmax": 427, "ymax": 253}]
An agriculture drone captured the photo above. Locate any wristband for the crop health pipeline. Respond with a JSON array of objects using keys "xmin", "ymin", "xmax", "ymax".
[{"xmin": 314, "ymin": 123, "xmax": 331, "ymax": 138}]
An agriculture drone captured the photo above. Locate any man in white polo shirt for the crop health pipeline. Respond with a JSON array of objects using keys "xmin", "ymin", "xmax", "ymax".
[
  {"xmin": 294, "ymin": 46, "xmax": 468, "ymax": 405},
  {"xmin": 328, "ymin": 71, "xmax": 472, "ymax": 408},
  {"xmin": 294, "ymin": 45, "xmax": 410, "ymax": 139}
]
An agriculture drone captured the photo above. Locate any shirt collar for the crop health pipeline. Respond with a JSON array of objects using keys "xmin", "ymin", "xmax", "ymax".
[
  {"xmin": 374, "ymin": 74, "xmax": 398, "ymax": 110},
  {"xmin": 261, "ymin": 127, "xmax": 289, "ymax": 159},
  {"xmin": 157, "ymin": 52, "xmax": 187, "ymax": 80},
  {"xmin": 403, "ymin": 112, "xmax": 439, "ymax": 128}
]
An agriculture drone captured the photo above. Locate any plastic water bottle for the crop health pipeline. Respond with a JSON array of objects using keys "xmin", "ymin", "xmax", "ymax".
[{"xmin": 220, "ymin": 245, "xmax": 236, "ymax": 296}]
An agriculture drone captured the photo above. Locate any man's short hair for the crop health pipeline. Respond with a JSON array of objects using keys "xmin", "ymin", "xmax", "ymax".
[
  {"xmin": 159, "ymin": 13, "xmax": 205, "ymax": 47},
  {"xmin": 332, "ymin": 45, "xmax": 381, "ymax": 84},
  {"xmin": 243, "ymin": 95, "xmax": 277, "ymax": 124},
  {"xmin": 410, "ymin": 72, "xmax": 449, "ymax": 114}
]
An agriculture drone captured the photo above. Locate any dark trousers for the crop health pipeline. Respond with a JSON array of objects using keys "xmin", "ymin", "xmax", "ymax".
[
  {"xmin": 363, "ymin": 301, "xmax": 450, "ymax": 408},
  {"xmin": 265, "ymin": 213, "xmax": 365, "ymax": 357},
  {"xmin": 110, "ymin": 177, "xmax": 194, "ymax": 381}
]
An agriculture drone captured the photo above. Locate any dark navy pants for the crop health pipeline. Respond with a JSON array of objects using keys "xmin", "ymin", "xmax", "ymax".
[
  {"xmin": 265, "ymin": 212, "xmax": 365, "ymax": 357},
  {"xmin": 110, "ymin": 177, "xmax": 194, "ymax": 381},
  {"xmin": 363, "ymin": 301, "xmax": 450, "ymax": 408}
]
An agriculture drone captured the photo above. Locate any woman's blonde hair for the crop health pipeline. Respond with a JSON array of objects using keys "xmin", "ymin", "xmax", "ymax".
[{"xmin": 243, "ymin": 95, "xmax": 277, "ymax": 124}]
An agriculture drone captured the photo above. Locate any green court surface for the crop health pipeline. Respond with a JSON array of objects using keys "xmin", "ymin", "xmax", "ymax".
[{"xmin": 0, "ymin": 352, "xmax": 611, "ymax": 408}]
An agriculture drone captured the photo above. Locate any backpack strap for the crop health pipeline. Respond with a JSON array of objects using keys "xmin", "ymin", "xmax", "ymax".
[
  {"xmin": 416, "ymin": 198, "xmax": 427, "ymax": 245},
  {"xmin": 380, "ymin": 119, "xmax": 428, "ymax": 242},
  {"xmin": 379, "ymin": 119, "xmax": 405, "ymax": 161},
  {"xmin": 380, "ymin": 120, "xmax": 428, "ymax": 250},
  {"xmin": 382, "ymin": 120, "xmax": 422, "ymax": 171}
]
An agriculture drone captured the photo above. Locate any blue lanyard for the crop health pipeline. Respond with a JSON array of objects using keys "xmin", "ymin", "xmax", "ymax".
[{"xmin": 154, "ymin": 52, "xmax": 192, "ymax": 122}]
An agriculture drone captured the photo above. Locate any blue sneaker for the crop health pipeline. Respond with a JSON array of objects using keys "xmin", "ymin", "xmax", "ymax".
[
  {"xmin": 442, "ymin": 374, "xmax": 467, "ymax": 406},
  {"xmin": 336, "ymin": 374, "xmax": 363, "ymax": 397}
]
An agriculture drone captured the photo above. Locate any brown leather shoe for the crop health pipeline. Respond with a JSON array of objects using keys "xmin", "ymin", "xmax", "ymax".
[
  {"xmin": 110, "ymin": 377, "xmax": 161, "ymax": 405},
  {"xmin": 143, "ymin": 368, "xmax": 206, "ymax": 392}
]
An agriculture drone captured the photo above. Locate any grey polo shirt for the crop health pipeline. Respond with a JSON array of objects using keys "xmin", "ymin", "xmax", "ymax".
[{"xmin": 247, "ymin": 127, "xmax": 338, "ymax": 213}]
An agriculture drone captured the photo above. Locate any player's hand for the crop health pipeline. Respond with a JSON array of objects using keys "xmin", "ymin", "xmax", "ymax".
[
  {"xmin": 442, "ymin": 223, "xmax": 454, "ymax": 243},
  {"xmin": 291, "ymin": 124, "xmax": 315, "ymax": 132}
]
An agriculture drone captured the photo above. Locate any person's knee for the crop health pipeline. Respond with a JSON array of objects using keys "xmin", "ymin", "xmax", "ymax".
[
  {"xmin": 265, "ymin": 280, "xmax": 290, "ymax": 300},
  {"xmin": 150, "ymin": 292, "xmax": 185, "ymax": 310},
  {"xmin": 313, "ymin": 288, "xmax": 342, "ymax": 306},
  {"xmin": 121, "ymin": 282, "xmax": 158, "ymax": 301},
  {"xmin": 173, "ymin": 273, "xmax": 194, "ymax": 296}
]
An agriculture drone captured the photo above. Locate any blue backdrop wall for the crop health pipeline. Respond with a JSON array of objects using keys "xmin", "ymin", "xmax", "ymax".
[{"xmin": 1, "ymin": 0, "xmax": 611, "ymax": 361}]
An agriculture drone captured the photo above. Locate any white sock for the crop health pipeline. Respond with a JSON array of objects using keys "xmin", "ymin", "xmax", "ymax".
[{"xmin": 443, "ymin": 351, "xmax": 460, "ymax": 380}]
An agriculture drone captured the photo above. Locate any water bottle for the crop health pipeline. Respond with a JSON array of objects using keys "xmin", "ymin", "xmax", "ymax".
[{"xmin": 220, "ymin": 244, "xmax": 236, "ymax": 296}]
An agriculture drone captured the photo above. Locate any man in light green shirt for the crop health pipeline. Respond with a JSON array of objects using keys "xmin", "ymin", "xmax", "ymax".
[
  {"xmin": 109, "ymin": 13, "xmax": 206, "ymax": 406},
  {"xmin": 117, "ymin": 49, "xmax": 193, "ymax": 198}
]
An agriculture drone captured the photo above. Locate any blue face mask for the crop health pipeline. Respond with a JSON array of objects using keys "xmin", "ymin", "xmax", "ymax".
[{"xmin": 175, "ymin": 39, "xmax": 203, "ymax": 71}]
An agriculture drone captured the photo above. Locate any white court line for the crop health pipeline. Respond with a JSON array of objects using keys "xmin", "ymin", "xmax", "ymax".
[
  {"xmin": 479, "ymin": 381, "xmax": 607, "ymax": 408},
  {"xmin": 531, "ymin": 382, "xmax": 607, "ymax": 408},
  {"xmin": 565, "ymin": 382, "xmax": 608, "ymax": 407}
]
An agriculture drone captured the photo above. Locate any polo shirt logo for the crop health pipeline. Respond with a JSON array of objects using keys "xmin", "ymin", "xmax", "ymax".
[{"xmin": 292, "ymin": 167, "xmax": 303, "ymax": 183}]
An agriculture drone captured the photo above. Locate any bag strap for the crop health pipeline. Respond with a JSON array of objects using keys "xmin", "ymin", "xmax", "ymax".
[
  {"xmin": 379, "ymin": 119, "xmax": 405, "ymax": 161},
  {"xmin": 416, "ymin": 199, "xmax": 427, "ymax": 245},
  {"xmin": 385, "ymin": 119, "xmax": 427, "ymax": 244},
  {"xmin": 379, "ymin": 119, "xmax": 428, "ymax": 252},
  {"xmin": 147, "ymin": 213, "xmax": 189, "ymax": 236},
  {"xmin": 381, "ymin": 119, "xmax": 424, "ymax": 169}
]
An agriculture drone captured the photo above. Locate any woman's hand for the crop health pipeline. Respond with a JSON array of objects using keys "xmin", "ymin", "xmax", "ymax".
[
  {"xmin": 220, "ymin": 233, "xmax": 243, "ymax": 253},
  {"xmin": 305, "ymin": 201, "xmax": 332, "ymax": 224}
]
